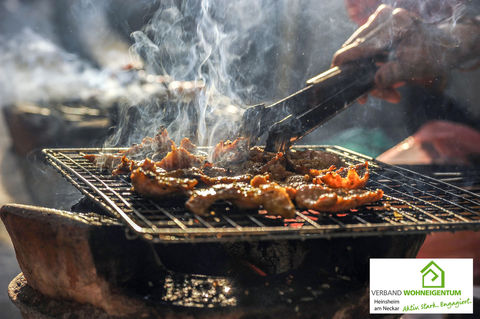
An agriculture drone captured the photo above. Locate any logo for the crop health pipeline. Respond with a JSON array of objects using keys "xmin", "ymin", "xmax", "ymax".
[
  {"xmin": 370, "ymin": 259, "xmax": 472, "ymax": 314},
  {"xmin": 421, "ymin": 261, "xmax": 445, "ymax": 288}
]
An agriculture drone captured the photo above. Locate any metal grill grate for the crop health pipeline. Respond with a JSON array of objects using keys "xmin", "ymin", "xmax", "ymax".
[{"xmin": 43, "ymin": 146, "xmax": 480, "ymax": 243}]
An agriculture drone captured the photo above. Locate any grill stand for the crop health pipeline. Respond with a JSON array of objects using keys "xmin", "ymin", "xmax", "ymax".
[{"xmin": 2, "ymin": 203, "xmax": 424, "ymax": 318}]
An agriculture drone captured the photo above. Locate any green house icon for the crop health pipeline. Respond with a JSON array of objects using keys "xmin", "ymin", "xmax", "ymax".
[{"xmin": 421, "ymin": 261, "xmax": 445, "ymax": 288}]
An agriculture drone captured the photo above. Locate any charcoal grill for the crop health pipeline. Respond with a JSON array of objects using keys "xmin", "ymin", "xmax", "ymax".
[{"xmin": 42, "ymin": 146, "xmax": 480, "ymax": 243}]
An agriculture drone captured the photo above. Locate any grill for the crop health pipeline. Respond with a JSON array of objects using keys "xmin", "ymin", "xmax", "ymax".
[
  {"xmin": 43, "ymin": 146, "xmax": 480, "ymax": 243},
  {"xmin": 400, "ymin": 165, "xmax": 480, "ymax": 194}
]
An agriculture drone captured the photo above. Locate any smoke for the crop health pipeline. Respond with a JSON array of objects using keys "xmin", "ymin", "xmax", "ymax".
[
  {"xmin": 10, "ymin": 0, "xmax": 471, "ymax": 155},
  {"xmin": 107, "ymin": 0, "xmax": 283, "ymax": 147},
  {"xmin": 0, "ymin": 0, "xmax": 364, "ymax": 150},
  {"xmin": 135, "ymin": 0, "xmax": 280, "ymax": 101},
  {"xmin": 0, "ymin": 29, "xmax": 105, "ymax": 106},
  {"xmin": 0, "ymin": 28, "xmax": 149, "ymax": 108}
]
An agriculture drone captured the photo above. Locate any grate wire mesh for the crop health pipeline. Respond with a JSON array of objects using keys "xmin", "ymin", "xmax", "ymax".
[{"xmin": 43, "ymin": 146, "xmax": 480, "ymax": 243}]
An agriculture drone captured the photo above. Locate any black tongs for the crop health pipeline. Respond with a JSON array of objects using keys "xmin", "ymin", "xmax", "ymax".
[{"xmin": 239, "ymin": 58, "xmax": 379, "ymax": 152}]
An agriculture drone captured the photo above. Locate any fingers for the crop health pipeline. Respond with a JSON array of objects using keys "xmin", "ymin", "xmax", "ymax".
[
  {"xmin": 332, "ymin": 45, "xmax": 385, "ymax": 66},
  {"xmin": 375, "ymin": 61, "xmax": 411, "ymax": 89},
  {"xmin": 332, "ymin": 6, "xmax": 417, "ymax": 67},
  {"xmin": 357, "ymin": 94, "xmax": 369, "ymax": 105},
  {"xmin": 344, "ymin": 0, "xmax": 383, "ymax": 25},
  {"xmin": 370, "ymin": 88, "xmax": 401, "ymax": 104},
  {"xmin": 332, "ymin": 6, "xmax": 393, "ymax": 66},
  {"xmin": 354, "ymin": 60, "xmax": 406, "ymax": 105},
  {"xmin": 356, "ymin": 87, "xmax": 402, "ymax": 105},
  {"xmin": 392, "ymin": 81, "xmax": 406, "ymax": 89},
  {"xmin": 342, "ymin": 4, "xmax": 394, "ymax": 47},
  {"xmin": 332, "ymin": 4, "xmax": 424, "ymax": 104}
]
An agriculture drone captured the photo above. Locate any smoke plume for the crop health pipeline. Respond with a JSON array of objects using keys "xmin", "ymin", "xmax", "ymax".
[{"xmin": 108, "ymin": 0, "xmax": 283, "ymax": 147}]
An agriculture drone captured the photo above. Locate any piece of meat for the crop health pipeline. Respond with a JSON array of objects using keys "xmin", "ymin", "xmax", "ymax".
[
  {"xmin": 84, "ymin": 129, "xmax": 176, "ymax": 170},
  {"xmin": 122, "ymin": 128, "xmax": 175, "ymax": 160},
  {"xmin": 295, "ymin": 184, "xmax": 383, "ymax": 212},
  {"xmin": 157, "ymin": 145, "xmax": 205, "ymax": 171},
  {"xmin": 186, "ymin": 183, "xmax": 258, "ymax": 216},
  {"xmin": 134, "ymin": 163, "xmax": 252, "ymax": 187},
  {"xmin": 284, "ymin": 186, "xmax": 297, "ymax": 200},
  {"xmin": 212, "ymin": 138, "xmax": 249, "ymax": 163},
  {"xmin": 260, "ymin": 152, "xmax": 293, "ymax": 181},
  {"xmin": 249, "ymin": 174, "xmax": 300, "ymax": 200},
  {"xmin": 282, "ymin": 174, "xmax": 311, "ymax": 189},
  {"xmin": 84, "ymin": 153, "xmax": 123, "ymax": 171},
  {"xmin": 216, "ymin": 146, "xmax": 275, "ymax": 177},
  {"xmin": 112, "ymin": 156, "xmax": 134, "ymax": 175},
  {"xmin": 185, "ymin": 182, "xmax": 296, "ymax": 218},
  {"xmin": 200, "ymin": 174, "xmax": 253, "ymax": 186},
  {"xmin": 226, "ymin": 160, "xmax": 264, "ymax": 177},
  {"xmin": 259, "ymin": 183, "xmax": 297, "ymax": 218},
  {"xmin": 250, "ymin": 175, "xmax": 270, "ymax": 187},
  {"xmin": 180, "ymin": 137, "xmax": 197, "ymax": 153},
  {"xmin": 130, "ymin": 167, "xmax": 198, "ymax": 198},
  {"xmin": 226, "ymin": 147, "xmax": 280, "ymax": 176},
  {"xmin": 111, "ymin": 156, "xmax": 157, "ymax": 176},
  {"xmin": 146, "ymin": 166, "xmax": 199, "ymax": 177},
  {"xmin": 287, "ymin": 150, "xmax": 344, "ymax": 174},
  {"xmin": 202, "ymin": 162, "xmax": 228, "ymax": 177},
  {"xmin": 313, "ymin": 162, "xmax": 369, "ymax": 189},
  {"xmin": 248, "ymin": 146, "xmax": 276, "ymax": 163},
  {"xmin": 123, "ymin": 158, "xmax": 168, "ymax": 175},
  {"xmin": 308, "ymin": 166, "xmax": 335, "ymax": 177}
]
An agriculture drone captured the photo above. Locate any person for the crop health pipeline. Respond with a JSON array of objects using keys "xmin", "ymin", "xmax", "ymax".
[{"xmin": 332, "ymin": 0, "xmax": 480, "ymax": 283}]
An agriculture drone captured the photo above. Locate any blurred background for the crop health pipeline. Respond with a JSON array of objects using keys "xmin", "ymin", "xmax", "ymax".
[{"xmin": 0, "ymin": 0, "xmax": 479, "ymax": 317}]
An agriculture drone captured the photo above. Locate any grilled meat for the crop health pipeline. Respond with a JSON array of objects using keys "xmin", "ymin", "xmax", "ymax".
[
  {"xmin": 312, "ymin": 163, "xmax": 369, "ymax": 189},
  {"xmin": 282, "ymin": 174, "xmax": 311, "ymax": 190},
  {"xmin": 212, "ymin": 138, "xmax": 249, "ymax": 164},
  {"xmin": 133, "ymin": 159, "xmax": 252, "ymax": 187},
  {"xmin": 295, "ymin": 184, "xmax": 384, "ymax": 212},
  {"xmin": 179, "ymin": 137, "xmax": 197, "ymax": 153},
  {"xmin": 258, "ymin": 152, "xmax": 293, "ymax": 180},
  {"xmin": 202, "ymin": 162, "xmax": 228, "ymax": 177},
  {"xmin": 112, "ymin": 156, "xmax": 140, "ymax": 175},
  {"xmin": 130, "ymin": 164, "xmax": 198, "ymax": 198},
  {"xmin": 287, "ymin": 149, "xmax": 344, "ymax": 174},
  {"xmin": 86, "ymin": 128, "xmax": 193, "ymax": 166},
  {"xmin": 85, "ymin": 133, "xmax": 383, "ymax": 217},
  {"xmin": 185, "ymin": 182, "xmax": 296, "ymax": 218},
  {"xmin": 84, "ymin": 153, "xmax": 123, "ymax": 171},
  {"xmin": 157, "ymin": 145, "xmax": 205, "ymax": 171},
  {"xmin": 200, "ymin": 174, "xmax": 253, "ymax": 186},
  {"xmin": 123, "ymin": 128, "xmax": 174, "ymax": 160},
  {"xmin": 250, "ymin": 174, "xmax": 271, "ymax": 187}
]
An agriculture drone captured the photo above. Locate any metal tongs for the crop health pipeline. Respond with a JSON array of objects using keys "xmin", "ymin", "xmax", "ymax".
[
  {"xmin": 237, "ymin": 9, "xmax": 427, "ymax": 152},
  {"xmin": 238, "ymin": 58, "xmax": 379, "ymax": 152}
]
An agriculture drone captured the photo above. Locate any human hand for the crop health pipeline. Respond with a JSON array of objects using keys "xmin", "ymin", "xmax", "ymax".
[
  {"xmin": 332, "ymin": 5, "xmax": 459, "ymax": 104},
  {"xmin": 377, "ymin": 120, "xmax": 480, "ymax": 165}
]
